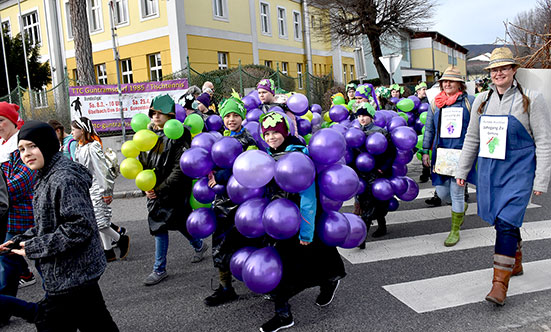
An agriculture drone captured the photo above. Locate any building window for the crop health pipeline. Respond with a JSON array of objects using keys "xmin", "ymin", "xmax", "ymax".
[
  {"xmin": 213, "ymin": 0, "xmax": 228, "ymax": 20},
  {"xmin": 260, "ymin": 2, "xmax": 271, "ymax": 35},
  {"xmin": 277, "ymin": 7, "xmax": 286, "ymax": 38},
  {"xmin": 401, "ymin": 37, "xmax": 409, "ymax": 62},
  {"xmin": 292, "ymin": 11, "xmax": 301, "ymax": 41},
  {"xmin": 2, "ymin": 20, "xmax": 11, "ymax": 38},
  {"xmin": 141, "ymin": 0, "xmax": 158, "ymax": 18},
  {"xmin": 149, "ymin": 53, "xmax": 163, "ymax": 81},
  {"xmin": 311, "ymin": 15, "xmax": 314, "ymax": 29},
  {"xmin": 33, "ymin": 87, "xmax": 48, "ymax": 108},
  {"xmin": 113, "ymin": 0, "xmax": 128, "ymax": 25},
  {"xmin": 218, "ymin": 52, "xmax": 228, "ymax": 70},
  {"xmin": 72, "ymin": 69, "xmax": 79, "ymax": 83},
  {"xmin": 88, "ymin": 0, "xmax": 103, "ymax": 32},
  {"xmin": 64, "ymin": 2, "xmax": 73, "ymax": 39},
  {"xmin": 281, "ymin": 62, "xmax": 288, "ymax": 75},
  {"xmin": 264, "ymin": 60, "xmax": 273, "ymax": 69},
  {"xmin": 22, "ymin": 11, "xmax": 41, "ymax": 46},
  {"xmin": 343, "ymin": 64, "xmax": 348, "ymax": 83},
  {"xmin": 297, "ymin": 63, "xmax": 303, "ymax": 89},
  {"xmin": 350, "ymin": 65, "xmax": 355, "ymax": 80},
  {"xmin": 120, "ymin": 59, "xmax": 133, "ymax": 83},
  {"xmin": 96, "ymin": 63, "xmax": 107, "ymax": 84}
]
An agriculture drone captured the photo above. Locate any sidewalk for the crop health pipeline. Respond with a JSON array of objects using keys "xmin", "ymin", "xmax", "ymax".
[{"xmin": 113, "ymin": 175, "xmax": 144, "ymax": 199}]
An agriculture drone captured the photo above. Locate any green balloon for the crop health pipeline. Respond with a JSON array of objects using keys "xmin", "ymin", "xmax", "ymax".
[
  {"xmin": 397, "ymin": 112, "xmax": 408, "ymax": 122},
  {"xmin": 397, "ymin": 98, "xmax": 415, "ymax": 112},
  {"xmin": 416, "ymin": 151, "xmax": 423, "ymax": 161},
  {"xmin": 347, "ymin": 100, "xmax": 356, "ymax": 111},
  {"xmin": 333, "ymin": 95, "xmax": 346, "ymax": 105},
  {"xmin": 422, "ymin": 126, "xmax": 426, "ymax": 135},
  {"xmin": 321, "ymin": 121, "xmax": 332, "ymax": 128},
  {"xmin": 419, "ymin": 111, "xmax": 427, "ymax": 125},
  {"xmin": 131, "ymin": 113, "xmax": 150, "ymax": 132},
  {"xmin": 416, "ymin": 135, "xmax": 423, "ymax": 150},
  {"xmin": 304, "ymin": 133, "xmax": 312, "ymax": 145},
  {"xmin": 164, "ymin": 119, "xmax": 184, "ymax": 140},
  {"xmin": 183, "ymin": 113, "xmax": 204, "ymax": 135},
  {"xmin": 190, "ymin": 194, "xmax": 211, "ymax": 210}
]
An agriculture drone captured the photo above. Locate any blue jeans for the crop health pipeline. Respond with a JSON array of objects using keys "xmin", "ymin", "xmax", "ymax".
[
  {"xmin": 153, "ymin": 230, "xmax": 203, "ymax": 274},
  {"xmin": 495, "ymin": 218, "xmax": 521, "ymax": 257},
  {"xmin": 0, "ymin": 294, "xmax": 38, "ymax": 323},
  {"xmin": 0, "ymin": 233, "xmax": 28, "ymax": 296},
  {"xmin": 435, "ymin": 178, "xmax": 465, "ymax": 213}
]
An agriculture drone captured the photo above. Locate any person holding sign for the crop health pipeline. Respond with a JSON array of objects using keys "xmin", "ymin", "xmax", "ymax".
[
  {"xmin": 456, "ymin": 47, "xmax": 551, "ymax": 306},
  {"xmin": 422, "ymin": 67, "xmax": 475, "ymax": 247}
]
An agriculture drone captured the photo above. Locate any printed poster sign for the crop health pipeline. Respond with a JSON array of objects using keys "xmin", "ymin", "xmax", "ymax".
[
  {"xmin": 479, "ymin": 115, "xmax": 508, "ymax": 160},
  {"xmin": 439, "ymin": 107, "xmax": 463, "ymax": 138},
  {"xmin": 68, "ymin": 79, "xmax": 188, "ymax": 132},
  {"xmin": 434, "ymin": 148, "xmax": 461, "ymax": 176}
]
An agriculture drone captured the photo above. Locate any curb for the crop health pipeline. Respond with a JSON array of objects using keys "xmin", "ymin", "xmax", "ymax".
[{"xmin": 113, "ymin": 190, "xmax": 144, "ymax": 199}]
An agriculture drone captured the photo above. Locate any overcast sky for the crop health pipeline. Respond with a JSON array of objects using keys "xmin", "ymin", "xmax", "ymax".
[{"xmin": 430, "ymin": 0, "xmax": 541, "ymax": 45}]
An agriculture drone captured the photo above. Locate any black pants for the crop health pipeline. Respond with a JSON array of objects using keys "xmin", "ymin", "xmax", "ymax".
[{"xmin": 35, "ymin": 279, "xmax": 118, "ymax": 332}]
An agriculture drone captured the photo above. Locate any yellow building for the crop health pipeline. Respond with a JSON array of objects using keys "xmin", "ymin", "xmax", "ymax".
[{"xmin": 0, "ymin": 0, "xmax": 358, "ymax": 95}]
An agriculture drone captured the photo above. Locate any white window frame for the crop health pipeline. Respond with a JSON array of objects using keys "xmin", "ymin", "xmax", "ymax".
[
  {"xmin": 218, "ymin": 52, "xmax": 228, "ymax": 70},
  {"xmin": 149, "ymin": 53, "xmax": 163, "ymax": 81},
  {"xmin": 140, "ymin": 0, "xmax": 159, "ymax": 21},
  {"xmin": 1, "ymin": 18, "xmax": 11, "ymax": 38},
  {"xmin": 113, "ymin": 0, "xmax": 129, "ymax": 27},
  {"xmin": 96, "ymin": 63, "xmax": 107, "ymax": 85},
  {"xmin": 277, "ymin": 6, "xmax": 287, "ymax": 39},
  {"xmin": 21, "ymin": 10, "xmax": 41, "ymax": 47},
  {"xmin": 259, "ymin": 1, "xmax": 271, "ymax": 36},
  {"xmin": 343, "ymin": 64, "xmax": 348, "ymax": 83},
  {"xmin": 88, "ymin": 0, "xmax": 104, "ymax": 34},
  {"xmin": 350, "ymin": 65, "xmax": 355, "ymax": 81},
  {"xmin": 33, "ymin": 86, "xmax": 48, "ymax": 108},
  {"xmin": 120, "ymin": 58, "xmax": 133, "ymax": 84},
  {"xmin": 297, "ymin": 63, "xmax": 303, "ymax": 89},
  {"xmin": 292, "ymin": 10, "xmax": 301, "ymax": 41},
  {"xmin": 64, "ymin": 1, "xmax": 73, "ymax": 40},
  {"xmin": 281, "ymin": 61, "xmax": 288, "ymax": 75},
  {"xmin": 212, "ymin": 0, "xmax": 229, "ymax": 22},
  {"xmin": 264, "ymin": 60, "xmax": 272, "ymax": 68}
]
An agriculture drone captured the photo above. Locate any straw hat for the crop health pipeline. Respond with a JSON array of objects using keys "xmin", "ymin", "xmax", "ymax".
[
  {"xmin": 484, "ymin": 47, "xmax": 519, "ymax": 70},
  {"xmin": 439, "ymin": 66, "xmax": 464, "ymax": 82}
]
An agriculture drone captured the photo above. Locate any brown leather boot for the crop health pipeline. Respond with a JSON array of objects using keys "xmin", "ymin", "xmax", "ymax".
[
  {"xmin": 485, "ymin": 254, "xmax": 514, "ymax": 306},
  {"xmin": 512, "ymin": 241, "xmax": 523, "ymax": 276},
  {"xmin": 353, "ymin": 201, "xmax": 361, "ymax": 216}
]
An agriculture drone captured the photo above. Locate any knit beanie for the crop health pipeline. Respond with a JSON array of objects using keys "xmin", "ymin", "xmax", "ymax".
[
  {"xmin": 355, "ymin": 84, "xmax": 372, "ymax": 99},
  {"xmin": 355, "ymin": 102, "xmax": 376, "ymax": 118},
  {"xmin": 18, "ymin": 120, "xmax": 60, "ymax": 166},
  {"xmin": 0, "ymin": 102, "xmax": 20, "ymax": 125},
  {"xmin": 257, "ymin": 78, "xmax": 275, "ymax": 96},
  {"xmin": 219, "ymin": 97, "xmax": 246, "ymax": 120},
  {"xmin": 196, "ymin": 92, "xmax": 211, "ymax": 107},
  {"xmin": 260, "ymin": 111, "xmax": 289, "ymax": 138},
  {"xmin": 149, "ymin": 94, "xmax": 175, "ymax": 118}
]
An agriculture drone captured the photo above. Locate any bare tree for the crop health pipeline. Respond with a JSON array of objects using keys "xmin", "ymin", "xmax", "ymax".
[
  {"xmin": 69, "ymin": 0, "xmax": 95, "ymax": 85},
  {"xmin": 309, "ymin": 0, "xmax": 437, "ymax": 83}
]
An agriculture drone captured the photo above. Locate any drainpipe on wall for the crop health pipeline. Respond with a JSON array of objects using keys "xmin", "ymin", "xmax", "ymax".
[{"xmin": 302, "ymin": 0, "xmax": 313, "ymax": 94}]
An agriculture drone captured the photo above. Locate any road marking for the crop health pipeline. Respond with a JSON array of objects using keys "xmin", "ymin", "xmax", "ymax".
[
  {"xmin": 343, "ymin": 187, "xmax": 476, "ymax": 207},
  {"xmin": 383, "ymin": 259, "xmax": 551, "ymax": 313},
  {"xmin": 339, "ymin": 219, "xmax": 551, "ymax": 264}
]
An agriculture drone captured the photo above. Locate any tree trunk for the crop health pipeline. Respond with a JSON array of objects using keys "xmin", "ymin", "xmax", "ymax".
[
  {"xmin": 69, "ymin": 0, "xmax": 95, "ymax": 85},
  {"xmin": 367, "ymin": 34, "xmax": 390, "ymax": 85}
]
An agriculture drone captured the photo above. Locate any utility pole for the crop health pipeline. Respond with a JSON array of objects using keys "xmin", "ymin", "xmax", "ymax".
[
  {"xmin": 17, "ymin": 0, "xmax": 33, "ymax": 110},
  {"xmin": 109, "ymin": 1, "xmax": 126, "ymax": 141},
  {"xmin": 0, "ymin": 11, "xmax": 11, "ymax": 102}
]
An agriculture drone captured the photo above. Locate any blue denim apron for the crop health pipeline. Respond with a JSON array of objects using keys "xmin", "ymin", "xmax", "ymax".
[{"xmin": 477, "ymin": 92, "xmax": 536, "ymax": 226}]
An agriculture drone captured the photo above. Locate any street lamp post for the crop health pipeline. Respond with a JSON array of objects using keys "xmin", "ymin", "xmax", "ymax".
[{"xmin": 108, "ymin": 1, "xmax": 126, "ymax": 141}]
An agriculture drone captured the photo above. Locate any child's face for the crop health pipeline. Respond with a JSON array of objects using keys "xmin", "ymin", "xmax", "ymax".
[
  {"xmin": 224, "ymin": 112, "xmax": 242, "ymax": 132},
  {"xmin": 18, "ymin": 139, "xmax": 45, "ymax": 170},
  {"xmin": 258, "ymin": 89, "xmax": 274, "ymax": 104},
  {"xmin": 151, "ymin": 110, "xmax": 170, "ymax": 128},
  {"xmin": 263, "ymin": 131, "xmax": 285, "ymax": 149},
  {"xmin": 355, "ymin": 96, "xmax": 368, "ymax": 104},
  {"xmin": 391, "ymin": 90, "xmax": 400, "ymax": 98},
  {"xmin": 357, "ymin": 115, "xmax": 372, "ymax": 126},
  {"xmin": 71, "ymin": 126, "xmax": 83, "ymax": 141}
]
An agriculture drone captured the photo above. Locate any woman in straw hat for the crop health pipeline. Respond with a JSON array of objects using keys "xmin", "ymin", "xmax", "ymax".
[
  {"xmin": 456, "ymin": 47, "xmax": 551, "ymax": 306},
  {"xmin": 422, "ymin": 66, "xmax": 476, "ymax": 247}
]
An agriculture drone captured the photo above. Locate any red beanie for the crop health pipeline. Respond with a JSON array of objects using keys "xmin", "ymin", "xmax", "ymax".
[{"xmin": 0, "ymin": 102, "xmax": 20, "ymax": 125}]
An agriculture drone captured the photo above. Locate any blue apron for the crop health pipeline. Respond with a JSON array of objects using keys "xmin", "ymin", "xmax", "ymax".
[{"xmin": 477, "ymin": 92, "xmax": 536, "ymax": 226}]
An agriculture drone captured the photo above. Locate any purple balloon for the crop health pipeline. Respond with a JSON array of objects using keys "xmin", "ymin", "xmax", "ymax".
[
  {"xmin": 296, "ymin": 118, "xmax": 312, "ymax": 136},
  {"xmin": 320, "ymin": 194, "xmax": 343, "ymax": 212},
  {"xmin": 388, "ymin": 197, "xmax": 399, "ymax": 211},
  {"xmin": 226, "ymin": 175, "xmax": 265, "ymax": 204},
  {"xmin": 308, "ymin": 129, "xmax": 346, "ymax": 165},
  {"xmin": 211, "ymin": 137, "xmax": 243, "ymax": 168},
  {"xmin": 329, "ymin": 105, "xmax": 349, "ymax": 122},
  {"xmin": 230, "ymin": 246, "xmax": 257, "ymax": 281},
  {"xmin": 246, "ymin": 108, "xmax": 263, "ymax": 122},
  {"xmin": 395, "ymin": 149, "xmax": 413, "ymax": 165},
  {"xmin": 244, "ymin": 121, "xmax": 262, "ymax": 143},
  {"xmin": 287, "ymin": 93, "xmax": 309, "ymax": 116},
  {"xmin": 387, "ymin": 116, "xmax": 407, "ymax": 132},
  {"xmin": 389, "ymin": 176, "xmax": 408, "ymax": 195},
  {"xmin": 319, "ymin": 164, "xmax": 359, "ymax": 201},
  {"xmin": 340, "ymin": 119, "xmax": 351, "ymax": 128},
  {"xmin": 191, "ymin": 132, "xmax": 217, "ymax": 152},
  {"xmin": 373, "ymin": 112, "xmax": 387, "ymax": 128},
  {"xmin": 355, "ymin": 152, "xmax": 376, "ymax": 172},
  {"xmin": 351, "ymin": 119, "xmax": 361, "ymax": 128},
  {"xmin": 392, "ymin": 163, "xmax": 408, "ymax": 177},
  {"xmin": 205, "ymin": 115, "xmax": 223, "ymax": 132},
  {"xmin": 344, "ymin": 127, "xmax": 366, "ymax": 148},
  {"xmin": 311, "ymin": 104, "xmax": 322, "ymax": 114},
  {"xmin": 242, "ymin": 247, "xmax": 283, "ymax": 293},
  {"xmin": 247, "ymin": 90, "xmax": 261, "ymax": 106},
  {"xmin": 406, "ymin": 112, "xmax": 416, "ymax": 126},
  {"xmin": 262, "ymin": 198, "xmax": 301, "ymax": 240},
  {"xmin": 242, "ymin": 95, "xmax": 260, "ymax": 111},
  {"xmin": 233, "ymin": 150, "xmax": 275, "ymax": 189},
  {"xmin": 235, "ymin": 198, "xmax": 269, "ymax": 238},
  {"xmin": 180, "ymin": 147, "xmax": 214, "ymax": 178},
  {"xmin": 212, "ymin": 184, "xmax": 226, "ymax": 195},
  {"xmin": 419, "ymin": 103, "xmax": 429, "ymax": 112},
  {"xmin": 344, "ymin": 149, "xmax": 354, "ymax": 164},
  {"xmin": 186, "ymin": 208, "xmax": 216, "ymax": 238},
  {"xmin": 319, "ymin": 211, "xmax": 351, "ymax": 247},
  {"xmin": 274, "ymin": 152, "xmax": 316, "ymax": 193},
  {"xmin": 209, "ymin": 131, "xmax": 223, "ymax": 140},
  {"xmin": 371, "ymin": 178, "xmax": 394, "ymax": 201},
  {"xmin": 311, "ymin": 112, "xmax": 322, "ymax": 125},
  {"xmin": 270, "ymin": 106, "xmax": 285, "ymax": 114},
  {"xmin": 397, "ymin": 176, "xmax": 419, "ymax": 201},
  {"xmin": 408, "ymin": 95, "xmax": 421, "ymax": 110},
  {"xmin": 389, "ymin": 97, "xmax": 399, "ymax": 104},
  {"xmin": 391, "ymin": 126, "xmax": 418, "ymax": 151},
  {"xmin": 414, "ymin": 118, "xmax": 424, "ymax": 133},
  {"xmin": 340, "ymin": 213, "xmax": 368, "ymax": 249},
  {"xmin": 357, "ymin": 179, "xmax": 366, "ymax": 194},
  {"xmin": 193, "ymin": 177, "xmax": 216, "ymax": 203},
  {"xmin": 329, "ymin": 123, "xmax": 348, "ymax": 136},
  {"xmin": 175, "ymin": 104, "xmax": 186, "ymax": 122},
  {"xmin": 365, "ymin": 132, "xmax": 388, "ymax": 155}
]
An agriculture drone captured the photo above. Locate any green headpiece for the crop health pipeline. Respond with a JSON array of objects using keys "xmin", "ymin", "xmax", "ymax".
[
  {"xmin": 219, "ymin": 97, "xmax": 246, "ymax": 120},
  {"xmin": 375, "ymin": 86, "xmax": 390, "ymax": 99},
  {"xmin": 390, "ymin": 84, "xmax": 404, "ymax": 95},
  {"xmin": 415, "ymin": 82, "xmax": 427, "ymax": 91},
  {"xmin": 346, "ymin": 83, "xmax": 357, "ymax": 91},
  {"xmin": 356, "ymin": 102, "xmax": 376, "ymax": 118},
  {"xmin": 149, "ymin": 94, "xmax": 175, "ymax": 117}
]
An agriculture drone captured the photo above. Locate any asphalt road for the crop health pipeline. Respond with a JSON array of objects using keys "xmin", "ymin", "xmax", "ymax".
[{"xmin": 5, "ymin": 160, "xmax": 551, "ymax": 332}]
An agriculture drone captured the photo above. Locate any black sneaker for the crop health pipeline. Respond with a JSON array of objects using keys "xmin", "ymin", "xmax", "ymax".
[
  {"xmin": 372, "ymin": 226, "xmax": 387, "ymax": 238},
  {"xmin": 425, "ymin": 192, "xmax": 442, "ymax": 207},
  {"xmin": 204, "ymin": 285, "xmax": 238, "ymax": 306},
  {"xmin": 104, "ymin": 249, "xmax": 116, "ymax": 262},
  {"xmin": 117, "ymin": 235, "xmax": 130, "ymax": 259},
  {"xmin": 112, "ymin": 227, "xmax": 127, "ymax": 247},
  {"xmin": 419, "ymin": 175, "xmax": 429, "ymax": 183},
  {"xmin": 358, "ymin": 242, "xmax": 366, "ymax": 250},
  {"xmin": 316, "ymin": 279, "xmax": 341, "ymax": 307},
  {"xmin": 260, "ymin": 313, "xmax": 294, "ymax": 332}
]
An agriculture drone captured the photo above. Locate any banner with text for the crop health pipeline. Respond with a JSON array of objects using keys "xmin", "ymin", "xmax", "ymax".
[{"xmin": 68, "ymin": 79, "xmax": 188, "ymax": 133}]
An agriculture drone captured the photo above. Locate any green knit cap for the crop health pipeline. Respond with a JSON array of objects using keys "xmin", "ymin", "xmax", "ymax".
[
  {"xmin": 149, "ymin": 94, "xmax": 175, "ymax": 117},
  {"xmin": 219, "ymin": 97, "xmax": 246, "ymax": 120}
]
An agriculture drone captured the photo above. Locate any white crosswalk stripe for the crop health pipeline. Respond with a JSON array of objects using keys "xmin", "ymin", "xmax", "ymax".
[{"xmin": 342, "ymin": 187, "xmax": 476, "ymax": 207}]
